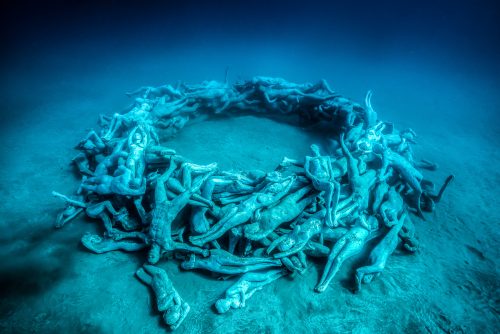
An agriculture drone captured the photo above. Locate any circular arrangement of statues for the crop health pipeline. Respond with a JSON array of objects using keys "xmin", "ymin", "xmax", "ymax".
[{"xmin": 53, "ymin": 76, "xmax": 453, "ymax": 331}]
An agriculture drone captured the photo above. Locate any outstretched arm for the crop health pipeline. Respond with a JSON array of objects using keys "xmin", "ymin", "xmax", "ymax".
[
  {"xmin": 340, "ymin": 133, "xmax": 361, "ymax": 187},
  {"xmin": 52, "ymin": 191, "xmax": 87, "ymax": 208},
  {"xmin": 270, "ymin": 176, "xmax": 296, "ymax": 202}
]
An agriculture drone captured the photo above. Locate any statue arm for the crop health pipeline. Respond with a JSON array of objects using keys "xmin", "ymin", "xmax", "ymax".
[{"xmin": 52, "ymin": 191, "xmax": 87, "ymax": 208}]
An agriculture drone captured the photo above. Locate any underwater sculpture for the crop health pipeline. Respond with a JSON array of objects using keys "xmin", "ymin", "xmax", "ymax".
[
  {"xmin": 136, "ymin": 264, "xmax": 190, "ymax": 331},
  {"xmin": 53, "ymin": 76, "xmax": 453, "ymax": 330}
]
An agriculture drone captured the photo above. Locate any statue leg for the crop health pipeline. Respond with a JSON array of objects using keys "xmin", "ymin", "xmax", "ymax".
[
  {"xmin": 315, "ymin": 238, "xmax": 347, "ymax": 292},
  {"xmin": 133, "ymin": 197, "xmax": 148, "ymax": 226},
  {"xmin": 172, "ymin": 241, "xmax": 209, "ymax": 257},
  {"xmin": 189, "ymin": 208, "xmax": 240, "ymax": 246},
  {"xmin": 135, "ymin": 267, "xmax": 153, "ymax": 285},
  {"xmin": 155, "ymin": 163, "xmax": 177, "ymax": 203},
  {"xmin": 82, "ymin": 234, "xmax": 145, "ymax": 254},
  {"xmin": 103, "ymin": 114, "xmax": 123, "ymax": 141},
  {"xmin": 72, "ymin": 153, "xmax": 94, "ymax": 176},
  {"xmin": 228, "ymin": 227, "xmax": 243, "ymax": 254},
  {"xmin": 180, "ymin": 162, "xmax": 217, "ymax": 188},
  {"xmin": 355, "ymin": 264, "xmax": 383, "ymax": 291}
]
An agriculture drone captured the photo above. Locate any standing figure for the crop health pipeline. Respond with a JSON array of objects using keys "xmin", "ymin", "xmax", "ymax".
[
  {"xmin": 126, "ymin": 126, "xmax": 148, "ymax": 188},
  {"xmin": 304, "ymin": 144, "xmax": 341, "ymax": 228}
]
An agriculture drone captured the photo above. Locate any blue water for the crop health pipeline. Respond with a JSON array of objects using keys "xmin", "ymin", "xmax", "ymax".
[{"xmin": 1, "ymin": 1, "xmax": 499, "ymax": 333}]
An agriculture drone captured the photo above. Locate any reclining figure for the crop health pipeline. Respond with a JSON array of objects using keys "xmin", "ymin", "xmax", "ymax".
[{"xmin": 136, "ymin": 264, "xmax": 190, "ymax": 331}]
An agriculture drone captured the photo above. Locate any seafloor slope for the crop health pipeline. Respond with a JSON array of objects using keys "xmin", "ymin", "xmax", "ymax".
[{"xmin": 0, "ymin": 53, "xmax": 498, "ymax": 333}]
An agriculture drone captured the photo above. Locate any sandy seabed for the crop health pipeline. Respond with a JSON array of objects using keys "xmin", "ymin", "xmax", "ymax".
[{"xmin": 0, "ymin": 56, "xmax": 499, "ymax": 333}]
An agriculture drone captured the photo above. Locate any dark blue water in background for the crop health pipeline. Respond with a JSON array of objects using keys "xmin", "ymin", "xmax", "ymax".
[
  {"xmin": 1, "ymin": 1, "xmax": 499, "ymax": 333},
  {"xmin": 2, "ymin": 0, "xmax": 499, "ymax": 126}
]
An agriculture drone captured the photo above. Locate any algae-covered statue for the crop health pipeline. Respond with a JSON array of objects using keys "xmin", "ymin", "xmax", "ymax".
[{"xmin": 53, "ymin": 76, "xmax": 453, "ymax": 330}]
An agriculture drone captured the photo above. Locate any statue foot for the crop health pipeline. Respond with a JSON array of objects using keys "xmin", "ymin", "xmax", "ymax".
[
  {"xmin": 181, "ymin": 254, "xmax": 196, "ymax": 270},
  {"xmin": 165, "ymin": 302, "xmax": 190, "ymax": 331},
  {"xmin": 148, "ymin": 244, "xmax": 161, "ymax": 264},
  {"xmin": 314, "ymin": 283, "xmax": 328, "ymax": 293},
  {"xmin": 81, "ymin": 233, "xmax": 145, "ymax": 254}
]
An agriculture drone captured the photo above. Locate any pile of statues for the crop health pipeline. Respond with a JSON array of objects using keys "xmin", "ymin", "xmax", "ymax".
[{"xmin": 53, "ymin": 77, "xmax": 453, "ymax": 331}]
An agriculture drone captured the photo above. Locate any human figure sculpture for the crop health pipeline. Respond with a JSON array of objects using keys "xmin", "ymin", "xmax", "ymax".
[
  {"xmin": 136, "ymin": 264, "xmax": 190, "ymax": 331},
  {"xmin": 315, "ymin": 221, "xmax": 373, "ymax": 293},
  {"xmin": 77, "ymin": 129, "xmax": 107, "ymax": 156},
  {"xmin": 371, "ymin": 179, "xmax": 390, "ymax": 214},
  {"xmin": 421, "ymin": 175, "xmax": 454, "ymax": 212},
  {"xmin": 277, "ymin": 146, "xmax": 341, "ymax": 228},
  {"xmin": 375, "ymin": 143, "xmax": 425, "ymax": 218},
  {"xmin": 215, "ymin": 268, "xmax": 286, "ymax": 313},
  {"xmin": 81, "ymin": 233, "xmax": 146, "ymax": 254},
  {"xmin": 379, "ymin": 186, "xmax": 405, "ymax": 227},
  {"xmin": 103, "ymin": 98, "xmax": 155, "ymax": 141},
  {"xmin": 181, "ymin": 249, "xmax": 282, "ymax": 275},
  {"xmin": 126, "ymin": 84, "xmax": 184, "ymax": 100},
  {"xmin": 244, "ymin": 185, "xmax": 315, "ymax": 241},
  {"xmin": 340, "ymin": 133, "xmax": 377, "ymax": 213},
  {"xmin": 51, "ymin": 77, "xmax": 452, "ymax": 328},
  {"xmin": 148, "ymin": 161, "xmax": 213, "ymax": 264},
  {"xmin": 53, "ymin": 191, "xmax": 144, "ymax": 241},
  {"xmin": 92, "ymin": 139, "xmax": 128, "ymax": 177},
  {"xmin": 126, "ymin": 125, "xmax": 148, "ymax": 187},
  {"xmin": 355, "ymin": 212, "xmax": 407, "ymax": 291},
  {"xmin": 266, "ymin": 214, "xmax": 323, "ymax": 259},
  {"xmin": 303, "ymin": 144, "xmax": 341, "ymax": 228},
  {"xmin": 189, "ymin": 175, "xmax": 296, "ymax": 246},
  {"xmin": 80, "ymin": 165, "xmax": 146, "ymax": 196}
]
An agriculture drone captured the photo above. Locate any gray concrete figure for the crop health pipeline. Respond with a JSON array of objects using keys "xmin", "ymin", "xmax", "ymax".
[
  {"xmin": 315, "ymin": 224, "xmax": 371, "ymax": 293},
  {"xmin": 81, "ymin": 233, "xmax": 146, "ymax": 254},
  {"xmin": 379, "ymin": 186, "xmax": 405, "ymax": 227},
  {"xmin": 267, "ymin": 215, "xmax": 323, "ymax": 259},
  {"xmin": 244, "ymin": 185, "xmax": 315, "ymax": 241},
  {"xmin": 355, "ymin": 212, "xmax": 407, "ymax": 291},
  {"xmin": 340, "ymin": 133, "xmax": 378, "ymax": 214},
  {"xmin": 126, "ymin": 125, "xmax": 148, "ymax": 188},
  {"xmin": 181, "ymin": 249, "xmax": 282, "ymax": 275},
  {"xmin": 103, "ymin": 98, "xmax": 156, "ymax": 141},
  {"xmin": 375, "ymin": 144, "xmax": 425, "ymax": 218},
  {"xmin": 215, "ymin": 268, "xmax": 287, "ymax": 313},
  {"xmin": 80, "ymin": 165, "xmax": 146, "ymax": 196},
  {"xmin": 136, "ymin": 264, "xmax": 190, "ymax": 331},
  {"xmin": 148, "ymin": 161, "xmax": 213, "ymax": 264},
  {"xmin": 189, "ymin": 175, "xmax": 296, "ymax": 246}
]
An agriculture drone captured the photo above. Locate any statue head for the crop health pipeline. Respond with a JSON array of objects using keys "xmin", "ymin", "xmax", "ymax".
[
  {"xmin": 310, "ymin": 144, "xmax": 321, "ymax": 157},
  {"xmin": 265, "ymin": 171, "xmax": 282, "ymax": 183},
  {"xmin": 372, "ymin": 143, "xmax": 384, "ymax": 155},
  {"xmin": 215, "ymin": 299, "xmax": 232, "ymax": 314},
  {"xmin": 244, "ymin": 223, "xmax": 260, "ymax": 237},
  {"xmin": 133, "ymin": 131, "xmax": 143, "ymax": 144},
  {"xmin": 148, "ymin": 244, "xmax": 161, "ymax": 264},
  {"xmin": 163, "ymin": 304, "xmax": 181, "ymax": 326},
  {"xmin": 384, "ymin": 209, "xmax": 398, "ymax": 227}
]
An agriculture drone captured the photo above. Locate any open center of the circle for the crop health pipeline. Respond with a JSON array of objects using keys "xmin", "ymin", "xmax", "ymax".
[{"xmin": 164, "ymin": 115, "xmax": 326, "ymax": 171}]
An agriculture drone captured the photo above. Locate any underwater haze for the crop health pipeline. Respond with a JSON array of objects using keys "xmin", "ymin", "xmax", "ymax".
[{"xmin": 1, "ymin": 0, "xmax": 499, "ymax": 333}]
